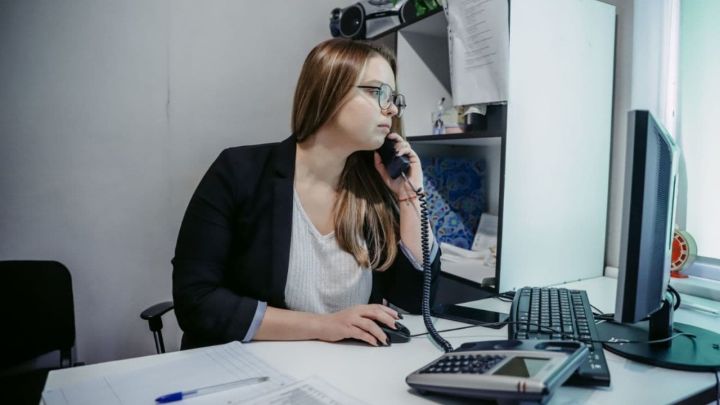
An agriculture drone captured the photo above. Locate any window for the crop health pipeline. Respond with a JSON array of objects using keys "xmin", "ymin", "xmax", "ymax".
[{"xmin": 678, "ymin": 1, "xmax": 720, "ymax": 278}]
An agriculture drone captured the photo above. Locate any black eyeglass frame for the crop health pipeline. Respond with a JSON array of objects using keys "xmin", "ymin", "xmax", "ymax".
[{"xmin": 356, "ymin": 84, "xmax": 406, "ymax": 117}]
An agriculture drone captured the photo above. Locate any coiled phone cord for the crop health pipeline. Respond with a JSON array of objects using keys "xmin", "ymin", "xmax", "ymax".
[{"xmin": 402, "ymin": 173, "xmax": 454, "ymax": 352}]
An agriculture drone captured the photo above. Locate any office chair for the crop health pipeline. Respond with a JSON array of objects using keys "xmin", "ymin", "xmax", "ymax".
[
  {"xmin": 0, "ymin": 260, "xmax": 79, "ymax": 404},
  {"xmin": 140, "ymin": 301, "xmax": 174, "ymax": 354}
]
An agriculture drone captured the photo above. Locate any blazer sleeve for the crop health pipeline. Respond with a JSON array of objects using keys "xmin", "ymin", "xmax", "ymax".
[
  {"xmin": 372, "ymin": 243, "xmax": 442, "ymax": 314},
  {"xmin": 172, "ymin": 149, "xmax": 259, "ymax": 344}
]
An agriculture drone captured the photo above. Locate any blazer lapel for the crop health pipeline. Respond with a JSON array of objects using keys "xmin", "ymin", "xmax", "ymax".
[{"xmin": 270, "ymin": 134, "xmax": 297, "ymax": 307}]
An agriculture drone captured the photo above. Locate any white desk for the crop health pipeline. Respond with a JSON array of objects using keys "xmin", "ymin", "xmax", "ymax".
[{"xmin": 44, "ymin": 277, "xmax": 720, "ymax": 404}]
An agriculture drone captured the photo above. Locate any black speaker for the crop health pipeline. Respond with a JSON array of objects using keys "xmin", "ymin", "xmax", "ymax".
[
  {"xmin": 340, "ymin": 4, "xmax": 367, "ymax": 39},
  {"xmin": 399, "ymin": 1, "xmax": 417, "ymax": 24},
  {"xmin": 330, "ymin": 1, "xmax": 411, "ymax": 40}
]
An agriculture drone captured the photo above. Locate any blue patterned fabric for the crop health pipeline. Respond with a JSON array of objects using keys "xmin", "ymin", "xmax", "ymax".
[{"xmin": 421, "ymin": 157, "xmax": 486, "ymax": 249}]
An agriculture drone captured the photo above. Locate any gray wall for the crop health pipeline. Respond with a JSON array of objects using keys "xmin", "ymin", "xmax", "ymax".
[{"xmin": 0, "ymin": 0, "xmax": 338, "ymax": 364}]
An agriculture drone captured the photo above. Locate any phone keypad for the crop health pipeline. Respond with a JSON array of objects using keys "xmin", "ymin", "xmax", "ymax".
[{"xmin": 419, "ymin": 354, "xmax": 506, "ymax": 374}]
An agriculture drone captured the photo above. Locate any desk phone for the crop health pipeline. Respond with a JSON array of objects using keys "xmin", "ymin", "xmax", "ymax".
[{"xmin": 406, "ymin": 340, "xmax": 588, "ymax": 404}]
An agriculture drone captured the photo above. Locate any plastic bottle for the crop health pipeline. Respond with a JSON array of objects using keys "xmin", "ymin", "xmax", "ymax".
[{"xmin": 432, "ymin": 97, "xmax": 446, "ymax": 135}]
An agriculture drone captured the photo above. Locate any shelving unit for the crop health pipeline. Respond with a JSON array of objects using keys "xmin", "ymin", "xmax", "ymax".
[{"xmin": 370, "ymin": 0, "xmax": 616, "ymax": 296}]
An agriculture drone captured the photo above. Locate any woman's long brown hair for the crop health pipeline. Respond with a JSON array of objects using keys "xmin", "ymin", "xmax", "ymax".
[{"xmin": 291, "ymin": 38, "xmax": 402, "ymax": 271}]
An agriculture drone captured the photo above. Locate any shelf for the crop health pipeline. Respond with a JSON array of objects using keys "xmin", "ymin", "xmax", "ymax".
[
  {"xmin": 366, "ymin": 7, "xmax": 444, "ymax": 40},
  {"xmin": 406, "ymin": 104, "xmax": 507, "ymax": 146},
  {"xmin": 397, "ymin": 7, "xmax": 446, "ymax": 38},
  {"xmin": 407, "ymin": 132, "xmax": 503, "ymax": 146}
]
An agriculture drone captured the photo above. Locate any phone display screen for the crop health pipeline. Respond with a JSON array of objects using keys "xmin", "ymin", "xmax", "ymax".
[{"xmin": 493, "ymin": 357, "xmax": 549, "ymax": 378}]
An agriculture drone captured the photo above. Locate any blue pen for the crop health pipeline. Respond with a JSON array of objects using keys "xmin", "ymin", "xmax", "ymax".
[{"xmin": 155, "ymin": 376, "xmax": 269, "ymax": 403}]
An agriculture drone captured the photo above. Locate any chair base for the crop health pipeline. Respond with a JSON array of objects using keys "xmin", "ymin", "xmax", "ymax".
[{"xmin": 0, "ymin": 368, "xmax": 51, "ymax": 405}]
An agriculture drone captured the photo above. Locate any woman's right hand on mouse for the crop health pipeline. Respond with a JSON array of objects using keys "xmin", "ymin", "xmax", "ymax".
[{"xmin": 317, "ymin": 304, "xmax": 400, "ymax": 346}]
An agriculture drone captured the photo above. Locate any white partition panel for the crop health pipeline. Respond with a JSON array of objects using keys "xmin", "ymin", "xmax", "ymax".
[
  {"xmin": 499, "ymin": 0, "xmax": 615, "ymax": 291},
  {"xmin": 396, "ymin": 12, "xmax": 453, "ymax": 137}
]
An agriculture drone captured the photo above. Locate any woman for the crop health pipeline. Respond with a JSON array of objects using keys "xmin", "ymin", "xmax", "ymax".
[{"xmin": 172, "ymin": 38, "xmax": 440, "ymax": 349}]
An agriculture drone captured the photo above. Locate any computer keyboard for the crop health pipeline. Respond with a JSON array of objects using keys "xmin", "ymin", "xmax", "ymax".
[{"xmin": 508, "ymin": 287, "xmax": 611, "ymax": 386}]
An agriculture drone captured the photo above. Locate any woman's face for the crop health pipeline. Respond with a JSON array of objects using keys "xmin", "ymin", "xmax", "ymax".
[{"xmin": 331, "ymin": 55, "xmax": 399, "ymax": 151}]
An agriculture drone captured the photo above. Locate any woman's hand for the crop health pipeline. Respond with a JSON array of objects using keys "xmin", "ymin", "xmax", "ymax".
[
  {"xmin": 373, "ymin": 132, "xmax": 423, "ymax": 200},
  {"xmin": 317, "ymin": 304, "xmax": 401, "ymax": 346}
]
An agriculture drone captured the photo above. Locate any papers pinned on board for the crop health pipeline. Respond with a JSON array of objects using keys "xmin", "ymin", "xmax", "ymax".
[{"xmin": 445, "ymin": 0, "xmax": 509, "ymax": 106}]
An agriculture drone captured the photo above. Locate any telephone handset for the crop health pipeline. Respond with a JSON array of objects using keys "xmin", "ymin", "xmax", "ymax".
[{"xmin": 377, "ymin": 137, "xmax": 410, "ymax": 179}]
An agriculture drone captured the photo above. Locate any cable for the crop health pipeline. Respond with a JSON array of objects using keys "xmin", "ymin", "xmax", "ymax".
[
  {"xmin": 600, "ymin": 332, "xmax": 696, "ymax": 345},
  {"xmin": 402, "ymin": 173, "xmax": 453, "ymax": 353},
  {"xmin": 407, "ymin": 316, "xmax": 696, "ymax": 347},
  {"xmin": 667, "ymin": 284, "xmax": 682, "ymax": 311},
  {"xmin": 527, "ymin": 321, "xmax": 696, "ymax": 345},
  {"xmin": 535, "ymin": 322, "xmax": 696, "ymax": 345},
  {"xmin": 594, "ymin": 314, "xmax": 615, "ymax": 323},
  {"xmin": 594, "ymin": 286, "xmax": 679, "ymax": 324},
  {"xmin": 715, "ymin": 370, "xmax": 719, "ymax": 405},
  {"xmin": 409, "ymin": 324, "xmax": 480, "ymax": 338},
  {"xmin": 410, "ymin": 320, "xmax": 524, "ymax": 338},
  {"xmin": 589, "ymin": 304, "xmax": 605, "ymax": 317},
  {"xmin": 495, "ymin": 291, "xmax": 515, "ymax": 302}
]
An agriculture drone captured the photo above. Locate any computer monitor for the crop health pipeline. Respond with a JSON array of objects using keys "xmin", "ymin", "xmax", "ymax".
[
  {"xmin": 596, "ymin": 110, "xmax": 720, "ymax": 371},
  {"xmin": 615, "ymin": 109, "xmax": 678, "ymax": 325}
]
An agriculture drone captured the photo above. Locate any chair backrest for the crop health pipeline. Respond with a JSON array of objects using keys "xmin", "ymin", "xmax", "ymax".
[{"xmin": 0, "ymin": 261, "xmax": 76, "ymax": 369}]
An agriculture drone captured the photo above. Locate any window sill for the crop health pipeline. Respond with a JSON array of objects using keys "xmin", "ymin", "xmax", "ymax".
[
  {"xmin": 672, "ymin": 257, "xmax": 720, "ymax": 301},
  {"xmin": 684, "ymin": 256, "xmax": 720, "ymax": 281},
  {"xmin": 604, "ymin": 260, "xmax": 720, "ymax": 302},
  {"xmin": 669, "ymin": 276, "xmax": 720, "ymax": 302}
]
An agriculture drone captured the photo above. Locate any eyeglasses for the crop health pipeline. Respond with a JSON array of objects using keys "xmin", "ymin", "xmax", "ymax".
[{"xmin": 357, "ymin": 84, "xmax": 406, "ymax": 117}]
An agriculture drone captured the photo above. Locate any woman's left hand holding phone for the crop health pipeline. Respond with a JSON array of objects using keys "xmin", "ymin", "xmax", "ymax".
[{"xmin": 373, "ymin": 133, "xmax": 423, "ymax": 200}]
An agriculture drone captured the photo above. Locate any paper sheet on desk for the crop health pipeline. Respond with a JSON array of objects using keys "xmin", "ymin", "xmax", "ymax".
[
  {"xmin": 41, "ymin": 341, "xmax": 295, "ymax": 405},
  {"xmin": 241, "ymin": 376, "xmax": 367, "ymax": 405},
  {"xmin": 445, "ymin": 0, "xmax": 509, "ymax": 105}
]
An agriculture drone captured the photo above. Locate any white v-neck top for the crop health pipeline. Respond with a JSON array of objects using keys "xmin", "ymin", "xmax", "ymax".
[{"xmin": 284, "ymin": 189, "xmax": 372, "ymax": 314}]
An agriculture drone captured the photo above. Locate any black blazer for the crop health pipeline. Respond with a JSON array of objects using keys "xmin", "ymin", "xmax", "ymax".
[{"xmin": 172, "ymin": 134, "xmax": 441, "ymax": 349}]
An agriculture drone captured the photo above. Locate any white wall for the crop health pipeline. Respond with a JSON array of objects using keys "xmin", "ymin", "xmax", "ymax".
[
  {"xmin": 629, "ymin": 0, "xmax": 678, "ymax": 127},
  {"xmin": 0, "ymin": 0, "xmax": 339, "ymax": 364},
  {"xmin": 500, "ymin": 0, "xmax": 615, "ymax": 291},
  {"xmin": 599, "ymin": 0, "xmax": 679, "ymax": 270},
  {"xmin": 597, "ymin": 0, "xmax": 634, "ymax": 270}
]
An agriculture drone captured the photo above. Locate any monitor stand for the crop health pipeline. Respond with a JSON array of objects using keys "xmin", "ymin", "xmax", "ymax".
[{"xmin": 596, "ymin": 296, "xmax": 720, "ymax": 371}]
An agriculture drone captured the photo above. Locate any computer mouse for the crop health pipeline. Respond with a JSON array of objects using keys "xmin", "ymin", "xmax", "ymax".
[{"xmin": 377, "ymin": 320, "xmax": 411, "ymax": 344}]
